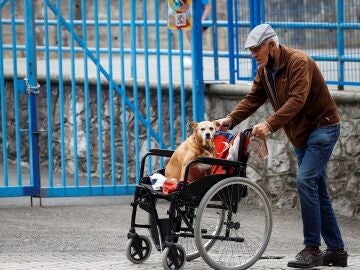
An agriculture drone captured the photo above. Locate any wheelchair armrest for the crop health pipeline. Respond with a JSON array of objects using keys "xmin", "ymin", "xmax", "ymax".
[
  {"xmin": 139, "ymin": 148, "xmax": 174, "ymax": 179},
  {"xmin": 193, "ymin": 156, "xmax": 241, "ymax": 167},
  {"xmin": 148, "ymin": 148, "xmax": 174, "ymax": 158}
]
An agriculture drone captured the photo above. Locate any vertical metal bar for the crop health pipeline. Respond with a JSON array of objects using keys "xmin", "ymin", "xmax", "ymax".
[
  {"xmin": 337, "ymin": 0, "xmax": 344, "ymax": 90},
  {"xmin": 130, "ymin": 0, "xmax": 140, "ymax": 181},
  {"xmin": 154, "ymin": 0, "xmax": 164, "ymax": 167},
  {"xmin": 24, "ymin": 0, "xmax": 41, "ymax": 195},
  {"xmin": 43, "ymin": 1, "xmax": 54, "ymax": 188},
  {"xmin": 154, "ymin": 0, "xmax": 162, "ymax": 131},
  {"xmin": 167, "ymin": 30, "xmax": 174, "ymax": 149},
  {"xmin": 260, "ymin": 0, "xmax": 265, "ymax": 22},
  {"xmin": 118, "ymin": 0, "xmax": 128, "ymax": 185},
  {"xmin": 179, "ymin": 31, "xmax": 186, "ymax": 142},
  {"xmin": 251, "ymin": 0, "xmax": 261, "ymax": 28},
  {"xmin": 249, "ymin": 0, "xmax": 261, "ymax": 78},
  {"xmin": 0, "ymin": 10, "xmax": 9, "ymax": 186},
  {"xmin": 211, "ymin": 0, "xmax": 219, "ymax": 81},
  {"xmin": 192, "ymin": 0, "xmax": 205, "ymax": 121},
  {"xmin": 11, "ymin": 0, "xmax": 22, "ymax": 186},
  {"xmin": 56, "ymin": 0, "xmax": 66, "ymax": 187},
  {"xmin": 94, "ymin": 0, "xmax": 104, "ymax": 185},
  {"xmin": 81, "ymin": 0, "xmax": 92, "ymax": 186},
  {"xmin": 234, "ymin": 0, "xmax": 240, "ymax": 81},
  {"xmin": 226, "ymin": 0, "xmax": 235, "ymax": 84},
  {"xmin": 106, "ymin": 0, "xmax": 116, "ymax": 185},
  {"xmin": 69, "ymin": 0, "xmax": 79, "ymax": 186},
  {"xmin": 142, "ymin": 0, "xmax": 152, "ymax": 172}
]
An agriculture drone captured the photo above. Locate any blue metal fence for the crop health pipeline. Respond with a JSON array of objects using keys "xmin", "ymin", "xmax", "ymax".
[
  {"xmin": 0, "ymin": 0, "xmax": 359, "ymax": 198},
  {"xmin": 230, "ymin": 0, "xmax": 360, "ymax": 87}
]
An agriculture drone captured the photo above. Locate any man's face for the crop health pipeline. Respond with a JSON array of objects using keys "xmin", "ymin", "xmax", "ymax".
[{"xmin": 249, "ymin": 41, "xmax": 269, "ymax": 68}]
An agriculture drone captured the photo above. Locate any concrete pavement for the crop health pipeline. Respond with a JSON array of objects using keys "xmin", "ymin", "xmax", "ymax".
[{"xmin": 0, "ymin": 196, "xmax": 359, "ymax": 270}]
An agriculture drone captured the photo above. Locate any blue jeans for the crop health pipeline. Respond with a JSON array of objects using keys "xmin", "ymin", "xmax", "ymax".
[{"xmin": 294, "ymin": 124, "xmax": 344, "ymax": 249}]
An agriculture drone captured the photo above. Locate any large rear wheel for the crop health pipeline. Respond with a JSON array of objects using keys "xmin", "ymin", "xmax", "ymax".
[{"xmin": 194, "ymin": 177, "xmax": 272, "ymax": 270}]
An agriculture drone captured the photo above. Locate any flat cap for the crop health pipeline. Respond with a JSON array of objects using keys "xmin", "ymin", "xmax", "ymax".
[{"xmin": 244, "ymin": 23, "xmax": 277, "ymax": 50}]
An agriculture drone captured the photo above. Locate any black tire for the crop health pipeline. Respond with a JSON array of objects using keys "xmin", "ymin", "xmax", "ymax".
[
  {"xmin": 125, "ymin": 235, "xmax": 152, "ymax": 264},
  {"xmin": 161, "ymin": 244, "xmax": 186, "ymax": 270},
  {"xmin": 194, "ymin": 177, "xmax": 272, "ymax": 270}
]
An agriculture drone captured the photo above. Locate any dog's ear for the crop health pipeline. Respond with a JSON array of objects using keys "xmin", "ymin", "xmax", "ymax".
[{"xmin": 188, "ymin": 121, "xmax": 198, "ymax": 130}]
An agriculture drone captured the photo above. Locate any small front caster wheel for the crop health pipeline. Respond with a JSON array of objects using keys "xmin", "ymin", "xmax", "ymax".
[
  {"xmin": 161, "ymin": 244, "xmax": 186, "ymax": 270},
  {"xmin": 125, "ymin": 235, "xmax": 152, "ymax": 264}
]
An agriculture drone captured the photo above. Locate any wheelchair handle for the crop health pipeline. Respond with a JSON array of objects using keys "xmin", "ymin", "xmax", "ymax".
[{"xmin": 242, "ymin": 127, "xmax": 253, "ymax": 137}]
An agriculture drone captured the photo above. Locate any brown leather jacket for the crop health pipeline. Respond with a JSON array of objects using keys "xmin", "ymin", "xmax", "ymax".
[{"xmin": 228, "ymin": 45, "xmax": 340, "ymax": 147}]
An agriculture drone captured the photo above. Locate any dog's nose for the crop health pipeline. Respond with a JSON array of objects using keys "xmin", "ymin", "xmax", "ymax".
[{"xmin": 205, "ymin": 133, "xmax": 211, "ymax": 139}]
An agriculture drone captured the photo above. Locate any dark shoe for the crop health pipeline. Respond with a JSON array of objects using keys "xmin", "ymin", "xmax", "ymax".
[
  {"xmin": 323, "ymin": 249, "xmax": 348, "ymax": 267},
  {"xmin": 287, "ymin": 246, "xmax": 323, "ymax": 268}
]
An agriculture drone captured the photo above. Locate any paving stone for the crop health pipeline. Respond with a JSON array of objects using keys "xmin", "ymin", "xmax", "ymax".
[{"xmin": 0, "ymin": 196, "xmax": 359, "ymax": 269}]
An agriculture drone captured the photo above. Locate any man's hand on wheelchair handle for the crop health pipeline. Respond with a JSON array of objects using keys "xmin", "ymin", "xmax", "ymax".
[{"xmin": 252, "ymin": 122, "xmax": 271, "ymax": 140}]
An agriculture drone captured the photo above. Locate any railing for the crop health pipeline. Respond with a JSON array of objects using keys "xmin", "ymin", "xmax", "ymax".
[{"xmin": 246, "ymin": 0, "xmax": 360, "ymax": 89}]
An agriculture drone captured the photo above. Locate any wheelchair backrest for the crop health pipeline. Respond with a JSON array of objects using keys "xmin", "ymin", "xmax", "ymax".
[
  {"xmin": 213, "ymin": 131, "xmax": 250, "ymax": 162},
  {"xmin": 212, "ymin": 130, "xmax": 251, "ymax": 175}
]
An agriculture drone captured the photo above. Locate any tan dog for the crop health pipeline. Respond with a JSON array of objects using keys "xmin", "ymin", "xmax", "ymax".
[{"xmin": 165, "ymin": 120, "xmax": 219, "ymax": 183}]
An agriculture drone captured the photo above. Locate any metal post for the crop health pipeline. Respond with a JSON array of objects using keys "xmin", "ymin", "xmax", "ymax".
[
  {"xmin": 227, "ymin": 0, "xmax": 235, "ymax": 84},
  {"xmin": 211, "ymin": 0, "xmax": 219, "ymax": 81},
  {"xmin": 337, "ymin": 0, "xmax": 344, "ymax": 90},
  {"xmin": 260, "ymin": 0, "xmax": 265, "ymax": 23},
  {"xmin": 249, "ymin": 0, "xmax": 261, "ymax": 78},
  {"xmin": 24, "ymin": 0, "xmax": 41, "ymax": 196},
  {"xmin": 131, "ymin": 0, "xmax": 140, "ymax": 180},
  {"xmin": 192, "ymin": 0, "xmax": 204, "ymax": 122}
]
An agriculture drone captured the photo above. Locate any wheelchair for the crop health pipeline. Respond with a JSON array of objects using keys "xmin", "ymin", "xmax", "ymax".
[{"xmin": 125, "ymin": 129, "xmax": 272, "ymax": 270}]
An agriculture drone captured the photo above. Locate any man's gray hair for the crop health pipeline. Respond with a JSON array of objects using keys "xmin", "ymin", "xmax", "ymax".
[{"xmin": 265, "ymin": 35, "xmax": 280, "ymax": 48}]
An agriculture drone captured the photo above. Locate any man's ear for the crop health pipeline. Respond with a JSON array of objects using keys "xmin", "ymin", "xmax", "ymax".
[{"xmin": 269, "ymin": 40, "xmax": 276, "ymax": 52}]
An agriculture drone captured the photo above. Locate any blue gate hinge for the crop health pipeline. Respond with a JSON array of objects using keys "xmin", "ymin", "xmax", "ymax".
[{"xmin": 17, "ymin": 78, "xmax": 40, "ymax": 95}]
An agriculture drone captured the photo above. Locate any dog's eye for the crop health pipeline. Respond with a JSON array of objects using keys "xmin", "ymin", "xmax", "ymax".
[
  {"xmin": 201, "ymin": 128, "xmax": 205, "ymax": 131},
  {"xmin": 209, "ymin": 127, "xmax": 214, "ymax": 131}
]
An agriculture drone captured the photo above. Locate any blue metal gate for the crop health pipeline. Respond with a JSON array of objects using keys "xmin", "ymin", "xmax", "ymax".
[
  {"xmin": 0, "ymin": 0, "xmax": 206, "ymax": 198},
  {"xmin": 0, "ymin": 0, "xmax": 41, "ymax": 197}
]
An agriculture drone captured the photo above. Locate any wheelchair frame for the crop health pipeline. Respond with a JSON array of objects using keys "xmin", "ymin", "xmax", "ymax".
[{"xmin": 126, "ymin": 129, "xmax": 272, "ymax": 270}]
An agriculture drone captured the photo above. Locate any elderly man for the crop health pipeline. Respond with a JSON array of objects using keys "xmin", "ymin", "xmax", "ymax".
[{"xmin": 217, "ymin": 24, "xmax": 348, "ymax": 269}]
